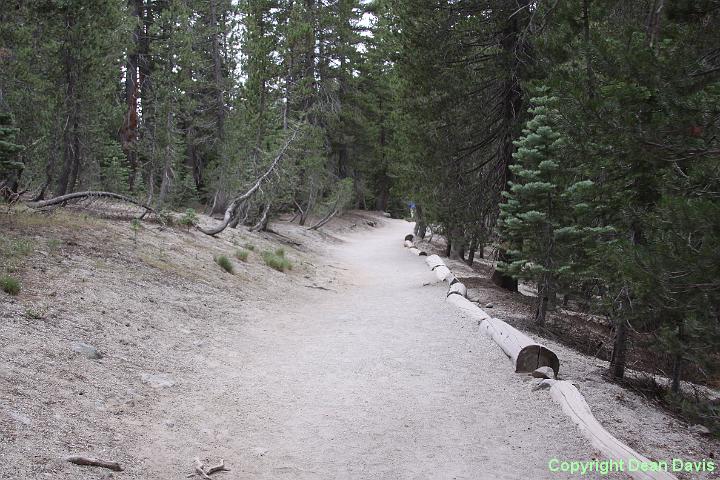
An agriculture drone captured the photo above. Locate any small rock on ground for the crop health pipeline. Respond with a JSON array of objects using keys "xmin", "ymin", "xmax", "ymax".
[
  {"xmin": 140, "ymin": 373, "xmax": 175, "ymax": 389},
  {"xmin": 689, "ymin": 424, "xmax": 710, "ymax": 434},
  {"xmin": 71, "ymin": 342, "xmax": 103, "ymax": 360},
  {"xmin": 532, "ymin": 366, "xmax": 555, "ymax": 379}
]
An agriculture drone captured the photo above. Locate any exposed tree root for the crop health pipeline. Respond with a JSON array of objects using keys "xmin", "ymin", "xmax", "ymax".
[{"xmin": 64, "ymin": 455, "xmax": 123, "ymax": 472}]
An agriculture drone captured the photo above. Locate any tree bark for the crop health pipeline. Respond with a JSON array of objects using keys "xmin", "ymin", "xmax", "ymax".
[
  {"xmin": 609, "ymin": 316, "xmax": 628, "ymax": 379},
  {"xmin": 57, "ymin": 10, "xmax": 80, "ymax": 196},
  {"xmin": 490, "ymin": 0, "xmax": 529, "ymax": 293}
]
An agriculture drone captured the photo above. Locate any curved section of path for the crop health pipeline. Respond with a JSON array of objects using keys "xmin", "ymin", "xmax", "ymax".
[{"xmin": 144, "ymin": 219, "xmax": 619, "ymax": 479}]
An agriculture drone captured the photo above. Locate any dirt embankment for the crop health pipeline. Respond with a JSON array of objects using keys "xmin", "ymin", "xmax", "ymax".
[{"xmin": 0, "ymin": 207, "xmax": 382, "ymax": 479}]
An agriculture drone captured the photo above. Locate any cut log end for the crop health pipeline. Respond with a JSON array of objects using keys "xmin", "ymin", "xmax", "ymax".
[{"xmin": 516, "ymin": 345, "xmax": 560, "ymax": 377}]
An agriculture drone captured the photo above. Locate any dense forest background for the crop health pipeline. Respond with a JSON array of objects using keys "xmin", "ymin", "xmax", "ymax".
[{"xmin": 1, "ymin": 1, "xmax": 719, "ymax": 425}]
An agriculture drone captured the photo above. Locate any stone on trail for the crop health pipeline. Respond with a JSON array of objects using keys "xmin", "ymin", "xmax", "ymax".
[
  {"xmin": 141, "ymin": 373, "xmax": 175, "ymax": 389},
  {"xmin": 485, "ymin": 302, "xmax": 494, "ymax": 308},
  {"xmin": 71, "ymin": 341, "xmax": 103, "ymax": 360},
  {"xmin": 5, "ymin": 409, "xmax": 32, "ymax": 426},
  {"xmin": 532, "ymin": 366, "xmax": 555, "ymax": 379},
  {"xmin": 531, "ymin": 379, "xmax": 553, "ymax": 392},
  {"xmin": 689, "ymin": 424, "xmax": 710, "ymax": 434}
]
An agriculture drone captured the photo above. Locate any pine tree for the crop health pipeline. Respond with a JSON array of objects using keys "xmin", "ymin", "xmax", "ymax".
[
  {"xmin": 497, "ymin": 94, "xmax": 570, "ymax": 324},
  {"xmin": 0, "ymin": 112, "xmax": 23, "ymax": 193}
]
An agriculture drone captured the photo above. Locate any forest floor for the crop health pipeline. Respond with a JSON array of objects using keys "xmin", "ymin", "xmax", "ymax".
[{"xmin": 0, "ymin": 208, "xmax": 718, "ymax": 479}]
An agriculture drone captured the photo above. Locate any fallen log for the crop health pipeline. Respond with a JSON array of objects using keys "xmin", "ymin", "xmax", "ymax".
[
  {"xmin": 433, "ymin": 264, "xmax": 452, "ymax": 282},
  {"xmin": 446, "ymin": 294, "xmax": 492, "ymax": 322},
  {"xmin": 479, "ymin": 317, "xmax": 560, "ymax": 375},
  {"xmin": 447, "ymin": 281, "xmax": 467, "ymax": 298},
  {"xmin": 308, "ymin": 206, "xmax": 339, "ymax": 230},
  {"xmin": 27, "ymin": 191, "xmax": 154, "ymax": 218},
  {"xmin": 425, "ymin": 254, "xmax": 445, "ymax": 270},
  {"xmin": 64, "ymin": 455, "xmax": 123, "ymax": 472},
  {"xmin": 419, "ymin": 246, "xmax": 560, "ymax": 376},
  {"xmin": 543, "ymin": 380, "xmax": 678, "ymax": 480}
]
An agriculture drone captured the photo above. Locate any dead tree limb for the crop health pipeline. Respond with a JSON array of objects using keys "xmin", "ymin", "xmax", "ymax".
[
  {"xmin": 308, "ymin": 208, "xmax": 339, "ymax": 230},
  {"xmin": 193, "ymin": 458, "xmax": 212, "ymax": 479},
  {"xmin": 64, "ymin": 455, "xmax": 123, "ymax": 472},
  {"xmin": 206, "ymin": 460, "xmax": 230, "ymax": 475},
  {"xmin": 188, "ymin": 458, "xmax": 230, "ymax": 478},
  {"xmin": 308, "ymin": 195, "xmax": 341, "ymax": 231},
  {"xmin": 27, "ymin": 191, "xmax": 154, "ymax": 218},
  {"xmin": 198, "ymin": 129, "xmax": 298, "ymax": 236},
  {"xmin": 250, "ymin": 202, "xmax": 272, "ymax": 232}
]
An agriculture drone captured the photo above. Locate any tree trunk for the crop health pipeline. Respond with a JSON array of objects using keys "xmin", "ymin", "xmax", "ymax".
[
  {"xmin": 56, "ymin": 9, "xmax": 81, "ymax": 196},
  {"xmin": 535, "ymin": 294, "xmax": 549, "ymax": 325},
  {"xmin": 671, "ymin": 321, "xmax": 683, "ymax": 394},
  {"xmin": 491, "ymin": 249, "xmax": 518, "ymax": 291},
  {"xmin": 413, "ymin": 204, "xmax": 426, "ymax": 239},
  {"xmin": 490, "ymin": 0, "xmax": 529, "ymax": 292},
  {"xmin": 466, "ymin": 238, "xmax": 477, "ymax": 266},
  {"xmin": 156, "ymin": 110, "xmax": 174, "ymax": 209},
  {"xmin": 122, "ymin": 0, "xmax": 142, "ymax": 191},
  {"xmin": 609, "ymin": 317, "xmax": 628, "ymax": 379},
  {"xmin": 209, "ymin": 0, "xmax": 226, "ymax": 138}
]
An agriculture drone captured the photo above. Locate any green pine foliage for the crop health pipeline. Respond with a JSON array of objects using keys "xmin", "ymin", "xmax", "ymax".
[
  {"xmin": 497, "ymin": 95, "xmax": 570, "ymax": 322},
  {"xmin": 0, "ymin": 113, "xmax": 23, "ymax": 181}
]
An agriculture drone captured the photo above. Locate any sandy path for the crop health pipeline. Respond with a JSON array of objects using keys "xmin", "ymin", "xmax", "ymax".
[{"xmin": 139, "ymin": 219, "xmax": 614, "ymax": 479}]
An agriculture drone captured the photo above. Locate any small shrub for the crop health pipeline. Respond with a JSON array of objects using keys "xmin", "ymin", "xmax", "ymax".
[
  {"xmin": 214, "ymin": 255, "xmax": 234, "ymax": 274},
  {"xmin": 47, "ymin": 239, "xmax": 62, "ymax": 252},
  {"xmin": 0, "ymin": 275, "xmax": 21, "ymax": 295},
  {"xmin": 275, "ymin": 247, "xmax": 286, "ymax": 257},
  {"xmin": 130, "ymin": 219, "xmax": 142, "ymax": 243},
  {"xmin": 12, "ymin": 239, "xmax": 34, "ymax": 256},
  {"xmin": 243, "ymin": 242, "xmax": 256, "ymax": 251},
  {"xmin": 25, "ymin": 307, "xmax": 45, "ymax": 320},
  {"xmin": 179, "ymin": 208, "xmax": 198, "ymax": 228},
  {"xmin": 158, "ymin": 209, "xmax": 175, "ymax": 227},
  {"xmin": 235, "ymin": 249, "xmax": 250, "ymax": 262},
  {"xmin": 262, "ymin": 250, "xmax": 293, "ymax": 272}
]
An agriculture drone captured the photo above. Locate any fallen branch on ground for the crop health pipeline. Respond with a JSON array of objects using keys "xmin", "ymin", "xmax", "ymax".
[
  {"xmin": 64, "ymin": 455, "xmax": 123, "ymax": 472},
  {"xmin": 188, "ymin": 458, "xmax": 230, "ymax": 478},
  {"xmin": 308, "ymin": 206, "xmax": 339, "ymax": 231},
  {"xmin": 27, "ymin": 191, "xmax": 154, "ymax": 218},
  {"xmin": 263, "ymin": 229, "xmax": 303, "ymax": 247}
]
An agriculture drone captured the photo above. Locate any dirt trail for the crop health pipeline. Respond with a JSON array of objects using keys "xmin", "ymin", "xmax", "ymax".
[{"xmin": 132, "ymin": 218, "xmax": 611, "ymax": 480}]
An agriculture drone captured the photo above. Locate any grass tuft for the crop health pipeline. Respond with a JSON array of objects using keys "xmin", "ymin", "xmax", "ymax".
[
  {"xmin": 262, "ymin": 250, "xmax": 293, "ymax": 272},
  {"xmin": 0, "ymin": 275, "xmax": 21, "ymax": 295},
  {"xmin": 235, "ymin": 249, "xmax": 250, "ymax": 262},
  {"xmin": 214, "ymin": 255, "xmax": 234, "ymax": 274},
  {"xmin": 243, "ymin": 242, "xmax": 256, "ymax": 251}
]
